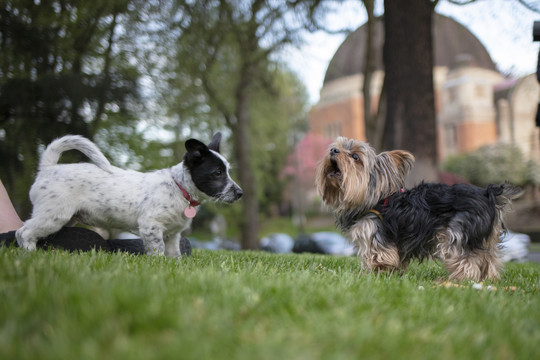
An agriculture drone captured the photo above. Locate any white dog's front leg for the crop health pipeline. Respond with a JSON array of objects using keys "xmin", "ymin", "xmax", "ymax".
[
  {"xmin": 139, "ymin": 222, "xmax": 166, "ymax": 256},
  {"xmin": 164, "ymin": 233, "xmax": 181, "ymax": 258}
]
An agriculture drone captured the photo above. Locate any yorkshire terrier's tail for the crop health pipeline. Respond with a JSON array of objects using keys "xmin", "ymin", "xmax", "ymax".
[
  {"xmin": 39, "ymin": 135, "xmax": 113, "ymax": 173},
  {"xmin": 487, "ymin": 183, "xmax": 523, "ymax": 227}
]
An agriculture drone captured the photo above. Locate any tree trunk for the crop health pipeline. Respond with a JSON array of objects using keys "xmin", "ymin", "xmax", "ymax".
[
  {"xmin": 234, "ymin": 77, "xmax": 259, "ymax": 250},
  {"xmin": 383, "ymin": 0, "xmax": 438, "ymax": 184},
  {"xmin": 362, "ymin": 0, "xmax": 377, "ymax": 146}
]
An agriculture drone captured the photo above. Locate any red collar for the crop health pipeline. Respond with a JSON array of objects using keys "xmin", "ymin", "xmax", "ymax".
[
  {"xmin": 175, "ymin": 182, "xmax": 200, "ymax": 207},
  {"xmin": 369, "ymin": 188, "xmax": 405, "ymax": 220}
]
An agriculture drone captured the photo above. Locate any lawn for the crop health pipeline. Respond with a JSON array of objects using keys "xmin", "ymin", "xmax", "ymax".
[{"xmin": 0, "ymin": 246, "xmax": 539, "ymax": 360}]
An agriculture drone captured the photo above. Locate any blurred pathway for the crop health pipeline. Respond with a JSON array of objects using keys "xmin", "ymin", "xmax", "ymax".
[{"xmin": 527, "ymin": 252, "xmax": 540, "ymax": 263}]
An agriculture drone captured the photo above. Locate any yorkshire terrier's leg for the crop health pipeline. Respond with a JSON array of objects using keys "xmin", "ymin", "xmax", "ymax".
[
  {"xmin": 436, "ymin": 227, "xmax": 502, "ymax": 282},
  {"xmin": 479, "ymin": 226, "xmax": 503, "ymax": 280},
  {"xmin": 350, "ymin": 217, "xmax": 401, "ymax": 274},
  {"xmin": 436, "ymin": 229, "xmax": 480, "ymax": 281},
  {"xmin": 447, "ymin": 251, "xmax": 485, "ymax": 282}
]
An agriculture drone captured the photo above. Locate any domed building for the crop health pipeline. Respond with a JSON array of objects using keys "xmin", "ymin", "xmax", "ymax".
[{"xmin": 309, "ymin": 13, "xmax": 540, "ymax": 163}]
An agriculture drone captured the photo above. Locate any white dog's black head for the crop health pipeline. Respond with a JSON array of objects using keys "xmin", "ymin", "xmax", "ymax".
[{"xmin": 183, "ymin": 133, "xmax": 243, "ymax": 203}]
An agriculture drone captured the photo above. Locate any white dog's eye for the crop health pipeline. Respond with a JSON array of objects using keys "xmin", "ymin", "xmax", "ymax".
[
  {"xmin": 214, "ymin": 169, "xmax": 223, "ymax": 176},
  {"xmin": 351, "ymin": 153, "xmax": 359, "ymax": 161}
]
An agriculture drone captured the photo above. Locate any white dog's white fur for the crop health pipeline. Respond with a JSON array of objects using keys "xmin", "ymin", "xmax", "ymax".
[{"xmin": 16, "ymin": 134, "xmax": 242, "ymax": 256}]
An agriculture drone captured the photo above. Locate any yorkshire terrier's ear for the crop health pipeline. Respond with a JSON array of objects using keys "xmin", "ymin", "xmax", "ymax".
[
  {"xmin": 386, "ymin": 150, "xmax": 415, "ymax": 177},
  {"xmin": 375, "ymin": 150, "xmax": 415, "ymax": 195}
]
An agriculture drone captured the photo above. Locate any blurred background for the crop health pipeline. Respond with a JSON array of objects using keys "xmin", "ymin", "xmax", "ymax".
[{"xmin": 1, "ymin": 0, "xmax": 538, "ymax": 255}]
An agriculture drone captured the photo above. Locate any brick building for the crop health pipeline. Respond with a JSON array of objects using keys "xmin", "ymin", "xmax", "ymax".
[{"xmin": 309, "ymin": 14, "xmax": 540, "ymax": 163}]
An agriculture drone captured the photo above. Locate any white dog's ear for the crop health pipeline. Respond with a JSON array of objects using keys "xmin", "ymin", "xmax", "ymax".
[
  {"xmin": 208, "ymin": 132, "xmax": 222, "ymax": 153},
  {"xmin": 184, "ymin": 139, "xmax": 209, "ymax": 163}
]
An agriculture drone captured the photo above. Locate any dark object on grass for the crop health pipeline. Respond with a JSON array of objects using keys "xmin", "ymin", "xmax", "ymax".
[
  {"xmin": 534, "ymin": 21, "xmax": 540, "ymax": 43},
  {"xmin": 293, "ymin": 234, "xmax": 326, "ymax": 254},
  {"xmin": 179, "ymin": 235, "xmax": 192, "ymax": 256},
  {"xmin": 292, "ymin": 232, "xmax": 355, "ymax": 255},
  {"xmin": 0, "ymin": 227, "xmax": 191, "ymax": 256}
]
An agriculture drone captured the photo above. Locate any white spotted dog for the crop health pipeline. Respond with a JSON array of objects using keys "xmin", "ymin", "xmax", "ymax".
[{"xmin": 16, "ymin": 133, "xmax": 242, "ymax": 257}]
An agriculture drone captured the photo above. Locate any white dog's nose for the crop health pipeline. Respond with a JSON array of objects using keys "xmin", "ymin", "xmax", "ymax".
[{"xmin": 234, "ymin": 185, "xmax": 243, "ymax": 200}]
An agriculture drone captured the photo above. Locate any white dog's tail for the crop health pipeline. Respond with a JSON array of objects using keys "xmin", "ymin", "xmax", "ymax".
[{"xmin": 40, "ymin": 135, "xmax": 113, "ymax": 173}]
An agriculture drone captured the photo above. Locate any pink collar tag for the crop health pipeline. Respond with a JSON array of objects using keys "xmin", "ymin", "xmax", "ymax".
[{"xmin": 184, "ymin": 206, "xmax": 197, "ymax": 218}]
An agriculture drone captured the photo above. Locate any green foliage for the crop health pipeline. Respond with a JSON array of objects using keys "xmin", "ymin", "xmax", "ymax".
[
  {"xmin": 161, "ymin": 0, "xmax": 327, "ymax": 248},
  {"xmin": 1, "ymin": 0, "xmax": 319, "ymax": 243},
  {"xmin": 444, "ymin": 143, "xmax": 540, "ymax": 186},
  {"xmin": 0, "ymin": 0, "xmax": 143, "ymax": 216},
  {"xmin": 1, "ymin": 247, "xmax": 539, "ymax": 359},
  {"xmin": 249, "ymin": 66, "xmax": 309, "ymax": 215},
  {"xmin": 164, "ymin": 1, "xmax": 311, "ymax": 221}
]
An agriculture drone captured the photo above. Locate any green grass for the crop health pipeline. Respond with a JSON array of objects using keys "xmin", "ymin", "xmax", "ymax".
[{"xmin": 1, "ymin": 247, "xmax": 539, "ymax": 360}]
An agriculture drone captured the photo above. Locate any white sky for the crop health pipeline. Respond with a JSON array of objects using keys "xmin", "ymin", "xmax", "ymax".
[{"xmin": 284, "ymin": 0, "xmax": 540, "ymax": 105}]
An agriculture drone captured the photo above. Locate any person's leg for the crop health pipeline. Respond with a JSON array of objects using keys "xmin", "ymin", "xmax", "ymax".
[{"xmin": 0, "ymin": 179, "xmax": 23, "ymax": 232}]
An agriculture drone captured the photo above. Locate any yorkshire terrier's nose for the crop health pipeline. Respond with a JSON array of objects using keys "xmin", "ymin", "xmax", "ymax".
[{"xmin": 330, "ymin": 148, "xmax": 340, "ymax": 156}]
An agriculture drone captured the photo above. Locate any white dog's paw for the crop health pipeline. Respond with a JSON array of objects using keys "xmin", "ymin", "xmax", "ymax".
[
  {"xmin": 145, "ymin": 242, "xmax": 165, "ymax": 256},
  {"xmin": 17, "ymin": 238, "xmax": 37, "ymax": 251},
  {"xmin": 145, "ymin": 248, "xmax": 165, "ymax": 256},
  {"xmin": 24, "ymin": 242, "xmax": 37, "ymax": 251},
  {"xmin": 15, "ymin": 229, "xmax": 37, "ymax": 251}
]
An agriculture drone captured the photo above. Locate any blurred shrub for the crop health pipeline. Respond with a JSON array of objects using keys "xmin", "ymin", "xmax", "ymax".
[{"xmin": 443, "ymin": 143, "xmax": 540, "ymax": 187}]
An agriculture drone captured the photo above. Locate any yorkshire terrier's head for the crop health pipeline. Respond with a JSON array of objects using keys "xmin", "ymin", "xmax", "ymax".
[{"xmin": 316, "ymin": 137, "xmax": 415, "ymax": 211}]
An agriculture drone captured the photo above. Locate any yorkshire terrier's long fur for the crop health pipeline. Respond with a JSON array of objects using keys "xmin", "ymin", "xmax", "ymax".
[{"xmin": 316, "ymin": 137, "xmax": 522, "ymax": 281}]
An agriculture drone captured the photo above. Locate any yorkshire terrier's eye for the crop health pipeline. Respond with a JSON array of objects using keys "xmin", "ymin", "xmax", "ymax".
[{"xmin": 351, "ymin": 153, "xmax": 360, "ymax": 161}]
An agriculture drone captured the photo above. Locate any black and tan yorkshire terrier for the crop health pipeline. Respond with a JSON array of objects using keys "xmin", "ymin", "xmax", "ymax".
[{"xmin": 316, "ymin": 137, "xmax": 522, "ymax": 281}]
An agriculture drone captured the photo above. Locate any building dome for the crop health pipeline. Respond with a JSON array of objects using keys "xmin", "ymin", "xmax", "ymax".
[{"xmin": 324, "ymin": 13, "xmax": 497, "ymax": 84}]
